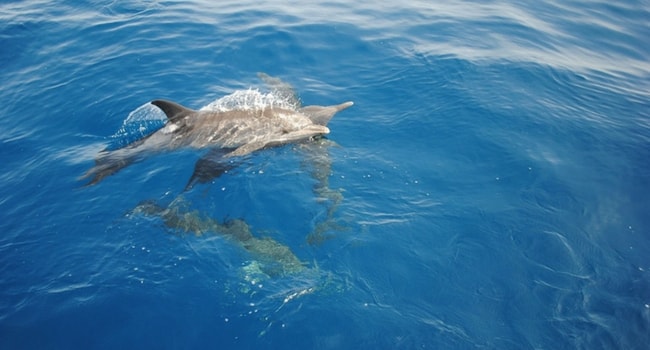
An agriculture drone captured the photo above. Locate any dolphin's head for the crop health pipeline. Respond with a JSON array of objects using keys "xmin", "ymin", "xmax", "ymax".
[{"xmin": 299, "ymin": 101, "xmax": 354, "ymax": 126}]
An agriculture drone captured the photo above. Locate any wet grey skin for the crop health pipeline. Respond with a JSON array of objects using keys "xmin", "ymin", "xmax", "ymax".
[{"xmin": 81, "ymin": 74, "xmax": 353, "ymax": 187}]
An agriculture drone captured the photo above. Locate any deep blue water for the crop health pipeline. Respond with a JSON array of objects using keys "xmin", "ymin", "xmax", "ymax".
[{"xmin": 1, "ymin": 1, "xmax": 649, "ymax": 349}]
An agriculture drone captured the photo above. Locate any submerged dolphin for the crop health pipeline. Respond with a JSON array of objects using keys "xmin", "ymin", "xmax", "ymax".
[
  {"xmin": 132, "ymin": 197, "xmax": 305, "ymax": 276},
  {"xmin": 82, "ymin": 76, "xmax": 353, "ymax": 186}
]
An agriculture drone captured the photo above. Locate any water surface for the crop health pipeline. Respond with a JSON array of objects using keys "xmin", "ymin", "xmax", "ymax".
[{"xmin": 1, "ymin": 1, "xmax": 649, "ymax": 349}]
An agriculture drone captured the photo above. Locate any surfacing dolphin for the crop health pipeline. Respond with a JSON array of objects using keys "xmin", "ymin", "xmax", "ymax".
[{"xmin": 81, "ymin": 73, "xmax": 353, "ymax": 186}]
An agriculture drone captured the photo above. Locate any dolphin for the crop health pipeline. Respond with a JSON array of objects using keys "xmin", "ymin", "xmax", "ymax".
[
  {"xmin": 132, "ymin": 197, "xmax": 306, "ymax": 276},
  {"xmin": 82, "ymin": 76, "xmax": 353, "ymax": 186}
]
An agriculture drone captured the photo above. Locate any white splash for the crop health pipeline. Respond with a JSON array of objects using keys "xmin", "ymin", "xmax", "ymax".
[{"xmin": 200, "ymin": 89, "xmax": 298, "ymax": 112}]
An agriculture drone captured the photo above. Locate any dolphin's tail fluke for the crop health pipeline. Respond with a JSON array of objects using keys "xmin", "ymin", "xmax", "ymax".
[
  {"xmin": 80, "ymin": 150, "xmax": 137, "ymax": 186},
  {"xmin": 299, "ymin": 101, "xmax": 354, "ymax": 126}
]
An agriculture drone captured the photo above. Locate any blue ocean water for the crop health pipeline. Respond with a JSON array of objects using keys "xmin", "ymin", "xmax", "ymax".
[{"xmin": 1, "ymin": 0, "xmax": 649, "ymax": 348}]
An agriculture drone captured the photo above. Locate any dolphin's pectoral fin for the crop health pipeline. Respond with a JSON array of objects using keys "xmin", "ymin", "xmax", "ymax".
[
  {"xmin": 257, "ymin": 72, "xmax": 300, "ymax": 107},
  {"xmin": 227, "ymin": 141, "xmax": 270, "ymax": 158},
  {"xmin": 186, "ymin": 148, "xmax": 238, "ymax": 190}
]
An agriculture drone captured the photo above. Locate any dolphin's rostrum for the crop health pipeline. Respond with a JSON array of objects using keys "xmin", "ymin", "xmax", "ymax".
[{"xmin": 82, "ymin": 75, "xmax": 353, "ymax": 186}]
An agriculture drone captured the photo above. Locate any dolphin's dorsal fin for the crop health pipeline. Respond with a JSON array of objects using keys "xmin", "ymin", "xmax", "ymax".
[
  {"xmin": 151, "ymin": 99, "xmax": 196, "ymax": 122},
  {"xmin": 299, "ymin": 101, "xmax": 354, "ymax": 126}
]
